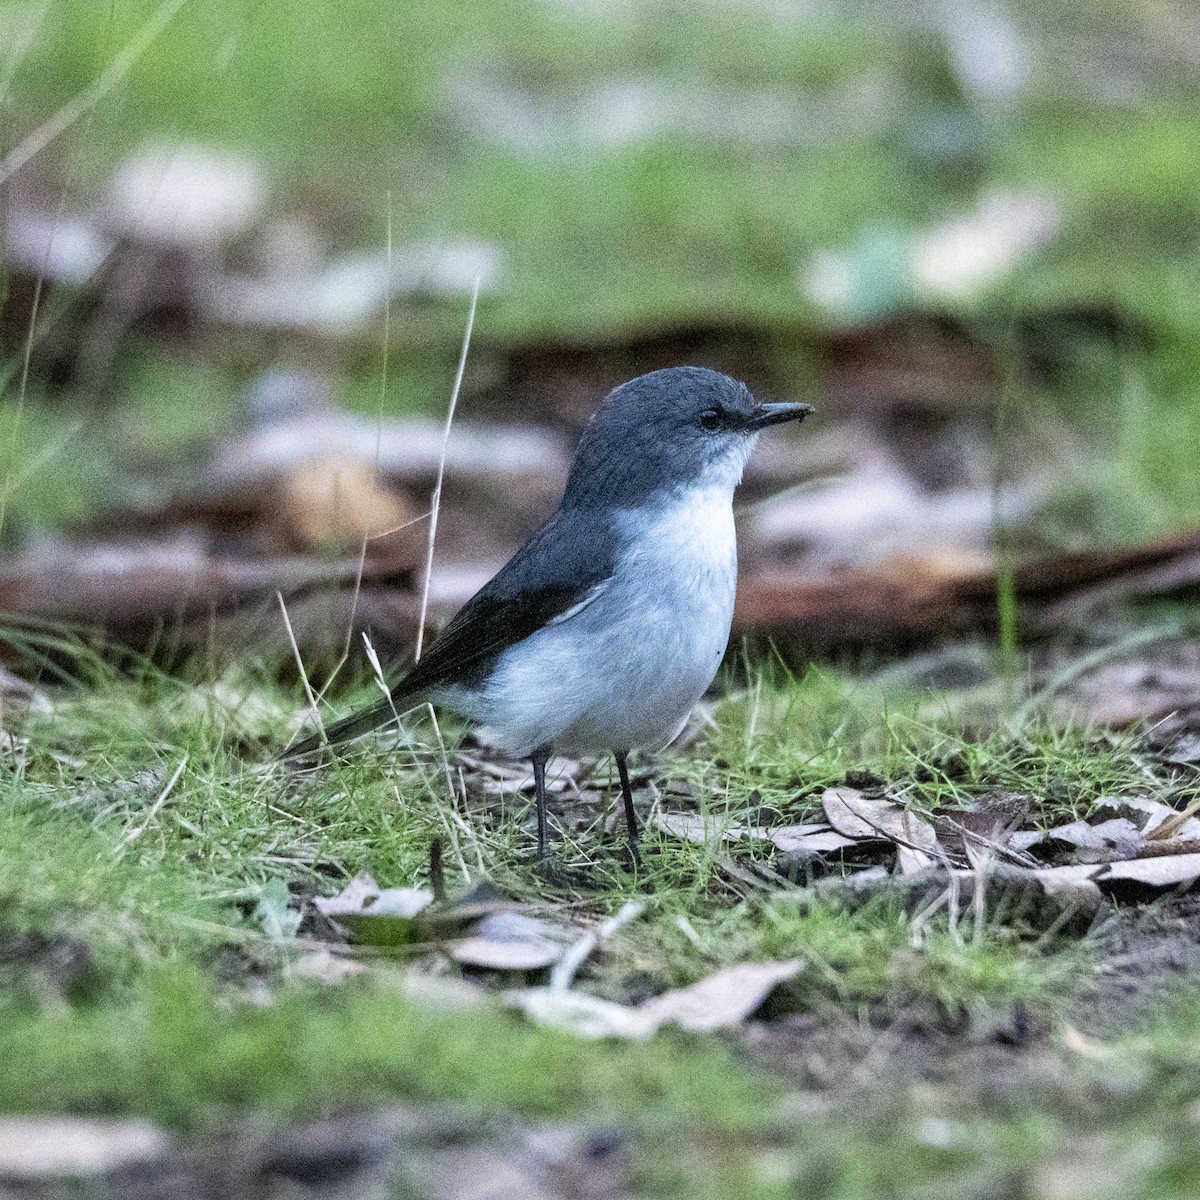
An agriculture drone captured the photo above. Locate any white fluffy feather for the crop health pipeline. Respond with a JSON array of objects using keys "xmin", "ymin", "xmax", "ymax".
[{"xmin": 440, "ymin": 476, "xmax": 744, "ymax": 757}]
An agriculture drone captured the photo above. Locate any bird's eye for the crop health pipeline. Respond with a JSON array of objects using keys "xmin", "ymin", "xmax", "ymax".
[{"xmin": 697, "ymin": 407, "xmax": 723, "ymax": 431}]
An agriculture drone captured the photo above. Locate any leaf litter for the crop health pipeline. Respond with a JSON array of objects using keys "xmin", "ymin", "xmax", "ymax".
[
  {"xmin": 278, "ymin": 753, "xmax": 1200, "ymax": 1043},
  {"xmin": 0, "ymin": 1118, "xmax": 171, "ymax": 1180},
  {"xmin": 305, "ymin": 872, "xmax": 582, "ymax": 975},
  {"xmin": 451, "ymin": 912, "xmax": 572, "ymax": 971},
  {"xmin": 284, "ymin": 743, "xmax": 1200, "ymax": 1042},
  {"xmin": 650, "ymin": 780, "xmax": 1200, "ymax": 924},
  {"xmin": 279, "ymin": 861, "xmax": 812, "ymax": 1042},
  {"xmin": 312, "ymin": 872, "xmax": 435, "ymax": 947},
  {"xmin": 507, "ymin": 959, "xmax": 805, "ymax": 1040}
]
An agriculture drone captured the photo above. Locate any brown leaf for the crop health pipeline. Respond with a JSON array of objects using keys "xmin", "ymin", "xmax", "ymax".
[{"xmin": 278, "ymin": 454, "xmax": 415, "ymax": 551}]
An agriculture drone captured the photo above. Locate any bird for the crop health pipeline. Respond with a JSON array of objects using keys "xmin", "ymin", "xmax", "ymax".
[{"xmin": 284, "ymin": 366, "xmax": 813, "ymax": 859}]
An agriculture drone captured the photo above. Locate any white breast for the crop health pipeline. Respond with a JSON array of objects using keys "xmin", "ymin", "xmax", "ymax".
[
  {"xmin": 447, "ymin": 485, "xmax": 739, "ymax": 757},
  {"xmin": 622, "ymin": 483, "xmax": 738, "ymax": 590}
]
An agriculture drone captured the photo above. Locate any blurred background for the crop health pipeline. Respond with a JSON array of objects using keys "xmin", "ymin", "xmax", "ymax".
[{"xmin": 2, "ymin": 0, "xmax": 1199, "ymax": 665}]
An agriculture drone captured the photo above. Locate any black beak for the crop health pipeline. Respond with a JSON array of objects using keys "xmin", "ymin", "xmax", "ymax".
[{"xmin": 749, "ymin": 401, "xmax": 815, "ymax": 430}]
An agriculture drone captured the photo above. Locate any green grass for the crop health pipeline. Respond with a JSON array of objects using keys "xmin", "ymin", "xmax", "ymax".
[
  {"xmin": 5, "ymin": 0, "xmax": 1200, "ymax": 545},
  {"xmin": 0, "ymin": 964, "xmax": 779, "ymax": 1132},
  {"xmin": 8, "ymin": 647, "xmax": 1180, "ymax": 979},
  {"xmin": 4, "ymin": 639, "xmax": 1200, "ymax": 1194},
  {"xmin": 690, "ymin": 662, "xmax": 1187, "ymax": 827},
  {"xmin": 7, "ymin": 0, "xmax": 1200, "ymax": 346},
  {"xmin": 6, "ymin": 3, "xmax": 1200, "ymax": 1192},
  {"xmin": 0, "ymin": 653, "xmax": 1147, "ymax": 995}
]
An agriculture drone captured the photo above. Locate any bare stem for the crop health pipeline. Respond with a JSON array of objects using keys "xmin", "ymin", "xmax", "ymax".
[{"xmin": 415, "ymin": 278, "xmax": 479, "ymax": 661}]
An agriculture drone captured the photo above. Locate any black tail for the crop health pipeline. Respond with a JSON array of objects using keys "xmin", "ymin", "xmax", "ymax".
[{"xmin": 282, "ymin": 693, "xmax": 406, "ymax": 762}]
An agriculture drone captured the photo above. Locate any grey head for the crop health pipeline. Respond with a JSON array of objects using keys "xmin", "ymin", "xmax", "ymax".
[{"xmin": 561, "ymin": 365, "xmax": 813, "ymax": 509}]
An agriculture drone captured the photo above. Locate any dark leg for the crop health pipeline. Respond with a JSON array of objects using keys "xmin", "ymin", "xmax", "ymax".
[
  {"xmin": 531, "ymin": 750, "xmax": 549, "ymax": 859},
  {"xmin": 614, "ymin": 751, "xmax": 639, "ymax": 852}
]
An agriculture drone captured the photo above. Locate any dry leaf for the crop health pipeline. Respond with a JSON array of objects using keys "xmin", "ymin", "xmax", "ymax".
[
  {"xmin": 1034, "ymin": 853, "xmax": 1200, "ymax": 901},
  {"xmin": 1033, "ymin": 866, "xmax": 1104, "ymax": 915},
  {"xmin": 1165, "ymin": 733, "xmax": 1200, "ymax": 765},
  {"xmin": 1045, "ymin": 818, "xmax": 1142, "ymax": 861},
  {"xmin": 636, "ymin": 959, "xmax": 805, "ymax": 1033},
  {"xmin": 450, "ymin": 912, "xmax": 570, "ymax": 971},
  {"xmin": 313, "ymin": 873, "xmax": 434, "ymax": 919},
  {"xmin": 550, "ymin": 900, "xmax": 646, "ymax": 992},
  {"xmin": 1061, "ymin": 1025, "xmax": 1115, "ymax": 1060},
  {"xmin": 105, "ymin": 141, "xmax": 265, "ymax": 247},
  {"xmin": 1009, "ymin": 830, "xmax": 1046, "ymax": 852},
  {"xmin": 279, "ymin": 453, "xmax": 414, "ymax": 550},
  {"xmin": 288, "ymin": 949, "xmax": 368, "ymax": 984},
  {"xmin": 312, "ymin": 873, "xmax": 434, "ymax": 946},
  {"xmin": 897, "ymin": 845, "xmax": 935, "ymax": 875},
  {"xmin": 770, "ymin": 826, "xmax": 856, "ymax": 853},
  {"xmin": 652, "ymin": 814, "xmax": 852, "ymax": 856},
  {"xmin": 719, "ymin": 857, "xmax": 776, "ymax": 892},
  {"xmin": 452, "ymin": 939, "xmax": 562, "ymax": 971},
  {"xmin": 1094, "ymin": 795, "xmax": 1200, "ymax": 841},
  {"xmin": 1102, "ymin": 853, "xmax": 1200, "ymax": 889},
  {"xmin": 822, "ymin": 788, "xmax": 939, "ymax": 869},
  {"xmin": 475, "ymin": 756, "xmax": 580, "ymax": 796},
  {"xmin": 1095, "ymin": 795, "xmax": 1180, "ymax": 827},
  {"xmin": 1047, "ymin": 818, "xmax": 1140, "ymax": 850},
  {"xmin": 650, "ymin": 812, "xmax": 752, "ymax": 844},
  {"xmin": 1057, "ymin": 660, "xmax": 1200, "ymax": 726},
  {"xmin": 0, "ymin": 1118, "xmax": 170, "ymax": 1179},
  {"xmin": 508, "ymin": 959, "xmax": 804, "ymax": 1039},
  {"xmin": 814, "ymin": 860, "xmax": 1102, "ymax": 926},
  {"xmin": 507, "ymin": 992, "xmax": 655, "ymax": 1040},
  {"xmin": 0, "ymin": 666, "xmax": 50, "ymax": 710}
]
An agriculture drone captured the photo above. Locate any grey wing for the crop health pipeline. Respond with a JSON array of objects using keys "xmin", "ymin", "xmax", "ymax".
[
  {"xmin": 398, "ymin": 507, "xmax": 616, "ymax": 693},
  {"xmin": 284, "ymin": 508, "xmax": 615, "ymax": 758}
]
